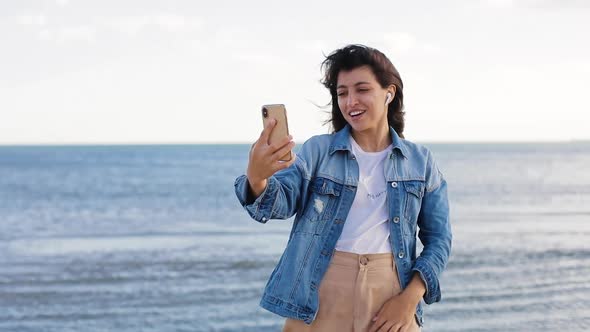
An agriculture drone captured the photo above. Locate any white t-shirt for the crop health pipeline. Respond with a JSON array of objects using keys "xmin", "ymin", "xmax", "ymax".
[{"xmin": 335, "ymin": 136, "xmax": 393, "ymax": 254}]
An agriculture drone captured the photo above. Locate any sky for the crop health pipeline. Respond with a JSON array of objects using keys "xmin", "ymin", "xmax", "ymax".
[{"xmin": 1, "ymin": 0, "xmax": 589, "ymax": 144}]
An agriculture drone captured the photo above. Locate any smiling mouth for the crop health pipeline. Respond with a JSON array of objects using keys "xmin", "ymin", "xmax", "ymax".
[{"xmin": 349, "ymin": 110, "xmax": 366, "ymax": 118}]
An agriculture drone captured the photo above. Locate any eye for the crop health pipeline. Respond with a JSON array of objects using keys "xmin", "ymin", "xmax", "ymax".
[{"xmin": 337, "ymin": 91, "xmax": 347, "ymax": 97}]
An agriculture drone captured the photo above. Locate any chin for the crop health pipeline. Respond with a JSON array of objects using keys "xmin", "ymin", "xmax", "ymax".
[
  {"xmin": 350, "ymin": 125, "xmax": 367, "ymax": 134},
  {"xmin": 347, "ymin": 121, "xmax": 369, "ymax": 132}
]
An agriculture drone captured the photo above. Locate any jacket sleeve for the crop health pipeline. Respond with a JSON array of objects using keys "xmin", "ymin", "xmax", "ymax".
[
  {"xmin": 412, "ymin": 150, "xmax": 452, "ymax": 304},
  {"xmin": 234, "ymin": 141, "xmax": 313, "ymax": 224}
]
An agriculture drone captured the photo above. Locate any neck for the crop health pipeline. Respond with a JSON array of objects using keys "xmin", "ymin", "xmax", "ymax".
[{"xmin": 351, "ymin": 123, "xmax": 392, "ymax": 152}]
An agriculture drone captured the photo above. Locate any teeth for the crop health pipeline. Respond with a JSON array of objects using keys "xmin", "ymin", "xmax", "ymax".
[{"xmin": 349, "ymin": 110, "xmax": 365, "ymax": 116}]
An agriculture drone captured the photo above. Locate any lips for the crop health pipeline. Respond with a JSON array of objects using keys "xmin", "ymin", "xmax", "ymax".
[{"xmin": 349, "ymin": 110, "xmax": 366, "ymax": 118}]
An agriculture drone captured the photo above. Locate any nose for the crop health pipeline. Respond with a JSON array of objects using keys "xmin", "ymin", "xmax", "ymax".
[{"xmin": 346, "ymin": 92, "xmax": 358, "ymax": 108}]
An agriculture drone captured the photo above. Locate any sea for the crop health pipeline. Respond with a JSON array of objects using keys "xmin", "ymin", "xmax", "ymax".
[{"xmin": 0, "ymin": 142, "xmax": 589, "ymax": 332}]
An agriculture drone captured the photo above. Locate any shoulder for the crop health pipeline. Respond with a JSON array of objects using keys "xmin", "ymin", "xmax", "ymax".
[
  {"xmin": 304, "ymin": 133, "xmax": 334, "ymax": 147},
  {"xmin": 399, "ymin": 138, "xmax": 444, "ymax": 191},
  {"xmin": 400, "ymin": 138, "xmax": 434, "ymax": 163},
  {"xmin": 293, "ymin": 133, "xmax": 336, "ymax": 179}
]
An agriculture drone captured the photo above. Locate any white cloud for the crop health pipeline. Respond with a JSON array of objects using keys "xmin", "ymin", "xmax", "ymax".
[
  {"xmin": 16, "ymin": 14, "xmax": 47, "ymax": 26},
  {"xmin": 153, "ymin": 14, "xmax": 189, "ymax": 32},
  {"xmin": 484, "ymin": 0, "xmax": 590, "ymax": 9},
  {"xmin": 212, "ymin": 27, "xmax": 253, "ymax": 48},
  {"xmin": 485, "ymin": 0, "xmax": 514, "ymax": 8},
  {"xmin": 2, "ymin": 3, "xmax": 589, "ymax": 143},
  {"xmin": 27, "ymin": 14, "xmax": 202, "ymax": 45},
  {"xmin": 103, "ymin": 14, "xmax": 202, "ymax": 36},
  {"xmin": 382, "ymin": 32, "xmax": 443, "ymax": 56},
  {"xmin": 294, "ymin": 39, "xmax": 329, "ymax": 54},
  {"xmin": 39, "ymin": 25, "xmax": 96, "ymax": 43},
  {"xmin": 383, "ymin": 32, "xmax": 416, "ymax": 54},
  {"xmin": 232, "ymin": 52, "xmax": 288, "ymax": 66}
]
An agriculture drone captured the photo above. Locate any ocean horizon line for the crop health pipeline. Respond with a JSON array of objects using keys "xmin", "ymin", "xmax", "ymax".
[{"xmin": 1, "ymin": 139, "xmax": 590, "ymax": 147}]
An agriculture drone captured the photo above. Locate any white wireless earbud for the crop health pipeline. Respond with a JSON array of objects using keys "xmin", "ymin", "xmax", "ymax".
[{"xmin": 385, "ymin": 92, "xmax": 392, "ymax": 104}]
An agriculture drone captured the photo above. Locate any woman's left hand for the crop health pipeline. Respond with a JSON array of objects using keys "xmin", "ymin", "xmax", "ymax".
[{"xmin": 368, "ymin": 292, "xmax": 417, "ymax": 332}]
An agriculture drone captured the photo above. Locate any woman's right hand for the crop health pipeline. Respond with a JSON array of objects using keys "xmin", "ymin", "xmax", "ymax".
[{"xmin": 246, "ymin": 118, "xmax": 296, "ymax": 198}]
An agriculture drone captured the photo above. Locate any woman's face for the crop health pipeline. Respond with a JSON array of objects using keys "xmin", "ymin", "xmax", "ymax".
[{"xmin": 336, "ymin": 65, "xmax": 391, "ymax": 134}]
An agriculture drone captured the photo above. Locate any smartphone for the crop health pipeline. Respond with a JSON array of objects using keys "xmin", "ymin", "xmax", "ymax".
[{"xmin": 261, "ymin": 104, "xmax": 292, "ymax": 161}]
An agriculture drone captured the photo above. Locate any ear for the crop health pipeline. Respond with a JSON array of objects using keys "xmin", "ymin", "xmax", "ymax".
[
  {"xmin": 385, "ymin": 86, "xmax": 397, "ymax": 104},
  {"xmin": 388, "ymin": 85, "xmax": 396, "ymax": 98}
]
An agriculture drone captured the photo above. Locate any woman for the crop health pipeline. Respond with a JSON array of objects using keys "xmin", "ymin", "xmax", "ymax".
[{"xmin": 234, "ymin": 44, "xmax": 452, "ymax": 332}]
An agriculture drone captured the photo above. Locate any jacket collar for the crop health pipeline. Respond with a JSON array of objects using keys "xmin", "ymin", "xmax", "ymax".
[{"xmin": 328, "ymin": 124, "xmax": 408, "ymax": 158}]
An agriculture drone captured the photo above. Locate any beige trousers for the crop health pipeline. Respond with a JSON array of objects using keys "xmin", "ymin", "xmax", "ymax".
[{"xmin": 282, "ymin": 250, "xmax": 421, "ymax": 332}]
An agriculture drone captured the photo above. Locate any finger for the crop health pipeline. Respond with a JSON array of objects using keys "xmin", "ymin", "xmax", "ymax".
[
  {"xmin": 369, "ymin": 319, "xmax": 385, "ymax": 332},
  {"xmin": 387, "ymin": 323, "xmax": 402, "ymax": 332},
  {"xmin": 377, "ymin": 321, "xmax": 392, "ymax": 332},
  {"xmin": 398, "ymin": 323, "xmax": 410, "ymax": 332},
  {"xmin": 284, "ymin": 152, "xmax": 297, "ymax": 166},
  {"xmin": 274, "ymin": 152, "xmax": 297, "ymax": 172},
  {"xmin": 372, "ymin": 308, "xmax": 384, "ymax": 322},
  {"xmin": 271, "ymin": 141, "xmax": 295, "ymax": 162},
  {"xmin": 259, "ymin": 118, "xmax": 276, "ymax": 144},
  {"xmin": 250, "ymin": 138, "xmax": 267, "ymax": 160},
  {"xmin": 382, "ymin": 322, "xmax": 396, "ymax": 332},
  {"xmin": 249, "ymin": 140, "xmax": 257, "ymax": 154},
  {"xmin": 269, "ymin": 134, "xmax": 293, "ymax": 150}
]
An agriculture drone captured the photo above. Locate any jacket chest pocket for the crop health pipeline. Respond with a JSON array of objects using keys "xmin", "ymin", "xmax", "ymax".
[
  {"xmin": 402, "ymin": 180, "xmax": 425, "ymax": 236},
  {"xmin": 298, "ymin": 177, "xmax": 342, "ymax": 234}
]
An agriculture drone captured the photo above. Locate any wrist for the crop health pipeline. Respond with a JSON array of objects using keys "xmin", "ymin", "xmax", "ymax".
[
  {"xmin": 246, "ymin": 176, "xmax": 267, "ymax": 198},
  {"xmin": 400, "ymin": 289, "xmax": 421, "ymax": 307},
  {"xmin": 401, "ymin": 273, "xmax": 426, "ymax": 306},
  {"xmin": 246, "ymin": 169, "xmax": 263, "ymax": 186}
]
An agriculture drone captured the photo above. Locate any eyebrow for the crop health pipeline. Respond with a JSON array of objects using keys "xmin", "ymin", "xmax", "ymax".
[{"xmin": 336, "ymin": 81, "xmax": 371, "ymax": 89}]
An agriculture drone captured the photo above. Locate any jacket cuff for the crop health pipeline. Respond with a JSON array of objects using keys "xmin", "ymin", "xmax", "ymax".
[
  {"xmin": 412, "ymin": 257, "xmax": 441, "ymax": 304},
  {"xmin": 234, "ymin": 175, "xmax": 275, "ymax": 223}
]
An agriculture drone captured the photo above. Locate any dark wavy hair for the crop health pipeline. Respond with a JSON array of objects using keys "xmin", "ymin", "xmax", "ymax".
[{"xmin": 321, "ymin": 44, "xmax": 405, "ymax": 138}]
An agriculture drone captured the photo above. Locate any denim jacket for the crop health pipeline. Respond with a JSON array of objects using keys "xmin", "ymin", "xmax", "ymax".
[{"xmin": 234, "ymin": 124, "xmax": 452, "ymax": 326}]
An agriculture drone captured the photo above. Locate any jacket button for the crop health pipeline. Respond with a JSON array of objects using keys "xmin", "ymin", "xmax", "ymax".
[
  {"xmin": 391, "ymin": 182, "xmax": 398, "ymax": 188},
  {"xmin": 398, "ymin": 251, "xmax": 405, "ymax": 259},
  {"xmin": 351, "ymin": 155, "xmax": 356, "ymax": 160},
  {"xmin": 393, "ymin": 216, "xmax": 400, "ymax": 223},
  {"xmin": 261, "ymin": 217, "xmax": 267, "ymax": 222}
]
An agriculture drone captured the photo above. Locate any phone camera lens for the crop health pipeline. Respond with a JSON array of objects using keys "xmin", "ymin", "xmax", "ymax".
[{"xmin": 262, "ymin": 108, "xmax": 268, "ymax": 117}]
